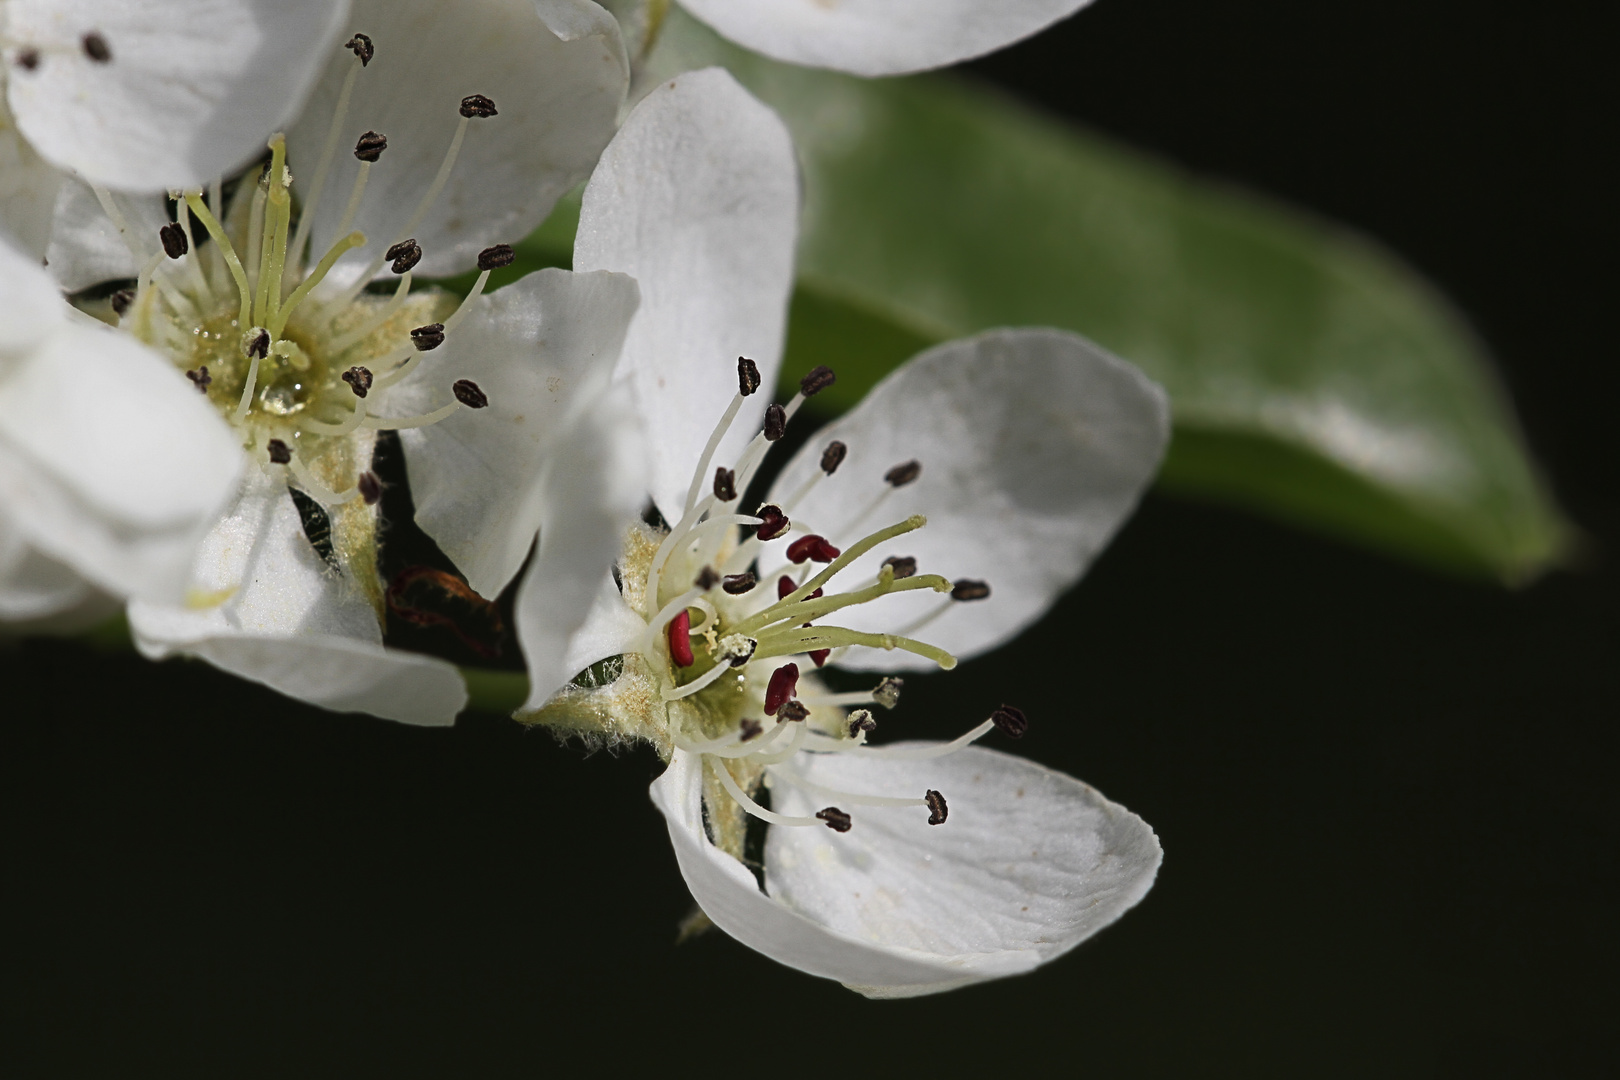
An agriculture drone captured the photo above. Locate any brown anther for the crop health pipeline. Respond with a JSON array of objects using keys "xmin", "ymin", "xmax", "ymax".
[
  {"xmin": 345, "ymin": 33, "xmax": 374, "ymax": 66},
  {"xmin": 721, "ymin": 636, "xmax": 757, "ymax": 667},
  {"xmin": 884, "ymin": 459, "xmax": 922, "ymax": 487},
  {"xmin": 847, "ymin": 710, "xmax": 876, "ymax": 738},
  {"xmin": 81, "ymin": 33, "xmax": 111, "ymax": 63},
  {"xmin": 871, "ymin": 677, "xmax": 903, "ymax": 710},
  {"xmin": 185, "ymin": 367, "xmax": 211, "ymax": 393},
  {"xmin": 410, "ymin": 323, "xmax": 445, "ymax": 350},
  {"xmin": 693, "ymin": 566, "xmax": 719, "ymax": 591},
  {"xmin": 882, "ymin": 555, "xmax": 917, "ymax": 580},
  {"xmin": 925, "ymin": 789, "xmax": 948, "ymax": 825},
  {"xmin": 341, "ymin": 366, "xmax": 373, "ymax": 398},
  {"xmin": 737, "ymin": 356, "xmax": 761, "ymax": 396},
  {"xmin": 452, "ymin": 379, "xmax": 489, "ymax": 409},
  {"xmin": 778, "ymin": 701, "xmax": 810, "ymax": 722},
  {"xmin": 799, "ymin": 365, "xmax": 836, "ymax": 397},
  {"xmin": 951, "ymin": 579, "xmax": 991, "ymax": 601},
  {"xmin": 245, "ymin": 327, "xmax": 270, "ymax": 359},
  {"xmin": 476, "ymin": 244, "xmax": 515, "ymax": 271},
  {"xmin": 266, "ymin": 439, "xmax": 291, "ymax": 465},
  {"xmin": 109, "ymin": 288, "xmax": 135, "ymax": 316},
  {"xmin": 820, "ymin": 440, "xmax": 847, "ymax": 475},
  {"xmin": 386, "ymin": 238, "xmax": 421, "ymax": 274},
  {"xmin": 754, "ymin": 504, "xmax": 789, "ymax": 541},
  {"xmin": 713, "ymin": 466, "xmax": 736, "ymax": 502},
  {"xmin": 459, "ymin": 94, "xmax": 498, "ymax": 118},
  {"xmin": 158, "ymin": 222, "xmax": 188, "ymax": 259},
  {"xmin": 763, "ymin": 403, "xmax": 787, "ymax": 441},
  {"xmin": 722, "ymin": 572, "xmax": 756, "ymax": 595},
  {"xmin": 739, "ymin": 719, "xmax": 763, "ymax": 743},
  {"xmin": 816, "ymin": 808, "xmax": 852, "ymax": 833},
  {"xmin": 990, "ymin": 704, "xmax": 1028, "ymax": 739},
  {"xmin": 353, "ymin": 130, "xmax": 388, "ymax": 162},
  {"xmin": 357, "ymin": 471, "xmax": 383, "ymax": 505},
  {"xmin": 17, "ymin": 49, "xmax": 40, "ymax": 71}
]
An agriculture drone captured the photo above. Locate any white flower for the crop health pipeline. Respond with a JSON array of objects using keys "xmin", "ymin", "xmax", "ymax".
[
  {"xmin": 599, "ymin": 0, "xmax": 1098, "ymax": 77},
  {"xmin": 529, "ymin": 69, "xmax": 1170, "ymax": 996},
  {"xmin": 4, "ymin": 1, "xmax": 641, "ymax": 725},
  {"xmin": 1, "ymin": 0, "xmax": 353, "ymax": 256}
]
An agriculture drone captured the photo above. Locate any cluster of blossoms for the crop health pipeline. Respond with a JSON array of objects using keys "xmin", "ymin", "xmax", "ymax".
[{"xmin": 3, "ymin": 0, "xmax": 1164, "ymax": 995}]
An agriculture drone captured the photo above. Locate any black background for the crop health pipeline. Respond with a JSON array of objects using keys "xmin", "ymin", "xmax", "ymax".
[{"xmin": 4, "ymin": 1, "xmax": 1615, "ymax": 1075}]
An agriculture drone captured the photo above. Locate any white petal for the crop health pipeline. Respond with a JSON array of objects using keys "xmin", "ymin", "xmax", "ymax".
[
  {"xmin": 395, "ymin": 268, "xmax": 640, "ymax": 598},
  {"xmin": 6, "ymin": 0, "xmax": 352, "ymax": 190},
  {"xmin": 764, "ymin": 328, "xmax": 1169, "ymax": 671},
  {"xmin": 287, "ymin": 0, "xmax": 627, "ymax": 284},
  {"xmin": 650, "ymin": 749, "xmax": 974, "ymax": 991},
  {"xmin": 554, "ymin": 570, "xmax": 648, "ymax": 690},
  {"xmin": 0, "ymin": 100, "xmax": 62, "ymax": 260},
  {"xmin": 128, "ymin": 470, "xmax": 466, "ymax": 725},
  {"xmin": 0, "ymin": 232, "xmax": 63, "ymax": 362},
  {"xmin": 575, "ymin": 67, "xmax": 798, "ymax": 522},
  {"xmin": 514, "ymin": 384, "xmax": 649, "ymax": 710},
  {"xmin": 0, "ymin": 504, "xmax": 92, "ymax": 620},
  {"xmin": 678, "ymin": 0, "xmax": 1095, "ymax": 76},
  {"xmin": 764, "ymin": 743, "xmax": 1162, "ymax": 997},
  {"xmin": 44, "ymin": 180, "xmax": 169, "ymax": 293}
]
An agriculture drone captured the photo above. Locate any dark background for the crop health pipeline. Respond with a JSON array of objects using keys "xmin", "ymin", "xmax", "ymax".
[{"xmin": 4, "ymin": 0, "xmax": 1614, "ymax": 1075}]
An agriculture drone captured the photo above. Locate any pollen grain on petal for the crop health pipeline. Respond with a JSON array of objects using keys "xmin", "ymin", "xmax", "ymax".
[{"xmin": 81, "ymin": 32, "xmax": 111, "ymax": 63}]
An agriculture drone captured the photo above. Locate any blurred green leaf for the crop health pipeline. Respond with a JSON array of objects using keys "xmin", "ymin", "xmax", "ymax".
[{"xmin": 639, "ymin": 11, "xmax": 1569, "ymax": 582}]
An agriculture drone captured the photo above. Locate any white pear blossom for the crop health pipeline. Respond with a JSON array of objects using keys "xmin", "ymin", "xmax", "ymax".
[
  {"xmin": 4, "ymin": 2, "xmax": 641, "ymax": 725},
  {"xmin": 528, "ymin": 69, "xmax": 1168, "ymax": 996},
  {"xmin": 598, "ymin": 0, "xmax": 1098, "ymax": 77}
]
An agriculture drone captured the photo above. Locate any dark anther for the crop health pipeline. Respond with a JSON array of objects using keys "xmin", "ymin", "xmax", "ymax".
[
  {"xmin": 990, "ymin": 704, "xmax": 1028, "ymax": 739},
  {"xmin": 345, "ymin": 33, "xmax": 374, "ymax": 66},
  {"xmin": 882, "ymin": 555, "xmax": 917, "ymax": 580},
  {"xmin": 816, "ymin": 808, "xmax": 852, "ymax": 833},
  {"xmin": 341, "ymin": 366, "xmax": 373, "ymax": 398},
  {"xmin": 739, "ymin": 719, "xmax": 763, "ymax": 743},
  {"xmin": 778, "ymin": 701, "xmax": 810, "ymax": 722},
  {"xmin": 763, "ymin": 402, "xmax": 787, "ymax": 441},
  {"xmin": 871, "ymin": 677, "xmax": 903, "ymax": 710},
  {"xmin": 386, "ymin": 238, "xmax": 422, "ymax": 274},
  {"xmin": 787, "ymin": 534, "xmax": 840, "ymax": 565},
  {"xmin": 722, "ymin": 572, "xmax": 756, "ymax": 595},
  {"xmin": 476, "ymin": 244, "xmax": 515, "ymax": 271},
  {"xmin": 185, "ymin": 367, "xmax": 211, "ymax": 393},
  {"xmin": 357, "ymin": 471, "xmax": 383, "ymax": 505},
  {"xmin": 459, "ymin": 93, "xmax": 498, "ymax": 118},
  {"xmin": 951, "ymin": 579, "xmax": 991, "ymax": 602},
  {"xmin": 266, "ymin": 439, "xmax": 292, "ymax": 465},
  {"xmin": 737, "ymin": 356, "xmax": 761, "ymax": 396},
  {"xmin": 452, "ymin": 379, "xmax": 489, "ymax": 409},
  {"xmin": 158, "ymin": 222, "xmax": 188, "ymax": 259},
  {"xmin": 810, "ymin": 648, "xmax": 830, "ymax": 667},
  {"xmin": 799, "ymin": 365, "xmax": 836, "ymax": 397},
  {"xmin": 353, "ymin": 130, "xmax": 388, "ymax": 162},
  {"xmin": 763, "ymin": 662, "xmax": 800, "ymax": 716},
  {"xmin": 17, "ymin": 49, "xmax": 40, "ymax": 71},
  {"xmin": 820, "ymin": 440, "xmax": 847, "ymax": 475},
  {"xmin": 847, "ymin": 710, "xmax": 876, "ymax": 738},
  {"xmin": 713, "ymin": 466, "xmax": 736, "ymax": 502},
  {"xmin": 884, "ymin": 459, "xmax": 922, "ymax": 487},
  {"xmin": 81, "ymin": 32, "xmax": 111, "ymax": 63},
  {"xmin": 245, "ymin": 327, "xmax": 270, "ymax": 359},
  {"xmin": 693, "ymin": 566, "xmax": 719, "ymax": 591},
  {"xmin": 925, "ymin": 789, "xmax": 948, "ymax": 826},
  {"xmin": 109, "ymin": 288, "xmax": 135, "ymax": 315},
  {"xmin": 410, "ymin": 322, "xmax": 445, "ymax": 350},
  {"xmin": 754, "ymin": 504, "xmax": 789, "ymax": 541}
]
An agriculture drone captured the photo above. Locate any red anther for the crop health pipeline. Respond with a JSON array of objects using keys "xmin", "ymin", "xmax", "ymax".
[
  {"xmin": 777, "ymin": 575, "xmax": 822, "ymax": 602},
  {"xmin": 754, "ymin": 504, "xmax": 789, "ymax": 541},
  {"xmin": 764, "ymin": 663, "xmax": 799, "ymax": 716},
  {"xmin": 809, "ymin": 537, "xmax": 841, "ymax": 563},
  {"xmin": 667, "ymin": 610, "xmax": 694, "ymax": 668},
  {"xmin": 810, "ymin": 649, "xmax": 830, "ymax": 668},
  {"xmin": 786, "ymin": 534, "xmax": 819, "ymax": 564}
]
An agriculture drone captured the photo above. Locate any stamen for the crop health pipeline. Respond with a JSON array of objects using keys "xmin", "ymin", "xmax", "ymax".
[
  {"xmin": 244, "ymin": 172, "xmax": 268, "ymax": 297},
  {"xmin": 683, "ymin": 387, "xmax": 746, "ymax": 517},
  {"xmin": 774, "ymin": 515, "xmax": 927, "ymax": 612},
  {"xmin": 329, "ymin": 159, "xmax": 373, "ymax": 241},
  {"xmin": 713, "ymin": 467, "xmax": 736, "ymax": 503},
  {"xmin": 754, "ymin": 504, "xmax": 790, "ymax": 541},
  {"xmin": 815, "ymin": 808, "xmax": 853, "ymax": 833},
  {"xmin": 266, "ymin": 439, "xmax": 291, "ymax": 465},
  {"xmin": 253, "ymin": 135, "xmax": 291, "ymax": 325},
  {"xmin": 990, "ymin": 704, "xmax": 1028, "ymax": 738},
  {"xmin": 799, "ymin": 365, "xmax": 836, "ymax": 397},
  {"xmin": 737, "ymin": 356, "xmax": 761, "ymax": 396},
  {"xmin": 951, "ymin": 579, "xmax": 991, "ymax": 601},
  {"xmin": 183, "ymin": 192, "xmax": 252, "ymax": 328},
  {"xmin": 763, "ymin": 403, "xmax": 787, "ymax": 441},
  {"xmin": 708, "ymin": 757, "xmax": 822, "ymax": 828},
  {"xmin": 459, "ymin": 94, "xmax": 498, "ymax": 118},
  {"xmin": 81, "ymin": 32, "xmax": 111, "ymax": 62},
  {"xmin": 171, "ymin": 198, "xmax": 212, "ymax": 300},
  {"xmin": 885, "ymin": 460, "xmax": 922, "ymax": 487},
  {"xmin": 722, "ymin": 572, "xmax": 756, "ymax": 595},
  {"xmin": 808, "ymin": 718, "xmax": 996, "ymax": 761},
  {"xmin": 662, "ymin": 658, "xmax": 735, "ymax": 701},
  {"xmin": 476, "ymin": 244, "xmax": 515, "ymax": 270},
  {"xmin": 387, "ymin": 239, "xmax": 422, "ymax": 273},
  {"xmin": 232, "ymin": 329, "xmax": 269, "ymax": 424},
  {"xmin": 270, "ymin": 230, "xmax": 365, "ymax": 337},
  {"xmin": 763, "ymin": 663, "xmax": 799, "ymax": 716},
  {"xmin": 353, "ymin": 130, "xmax": 388, "ymax": 163},
  {"xmin": 341, "ymin": 366, "xmax": 373, "ymax": 397},
  {"xmin": 786, "ymin": 534, "xmax": 840, "ymax": 564},
  {"xmin": 159, "ymin": 222, "xmax": 188, "ymax": 259},
  {"xmin": 925, "ymin": 790, "xmax": 948, "ymax": 825},
  {"xmin": 667, "ymin": 610, "xmax": 695, "ymax": 667},
  {"xmin": 359, "ymin": 400, "xmax": 461, "ymax": 430},
  {"xmin": 410, "ymin": 323, "xmax": 446, "ymax": 350},
  {"xmin": 288, "ymin": 42, "xmax": 367, "ymax": 267},
  {"xmin": 91, "ymin": 185, "xmax": 144, "ymax": 262}
]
